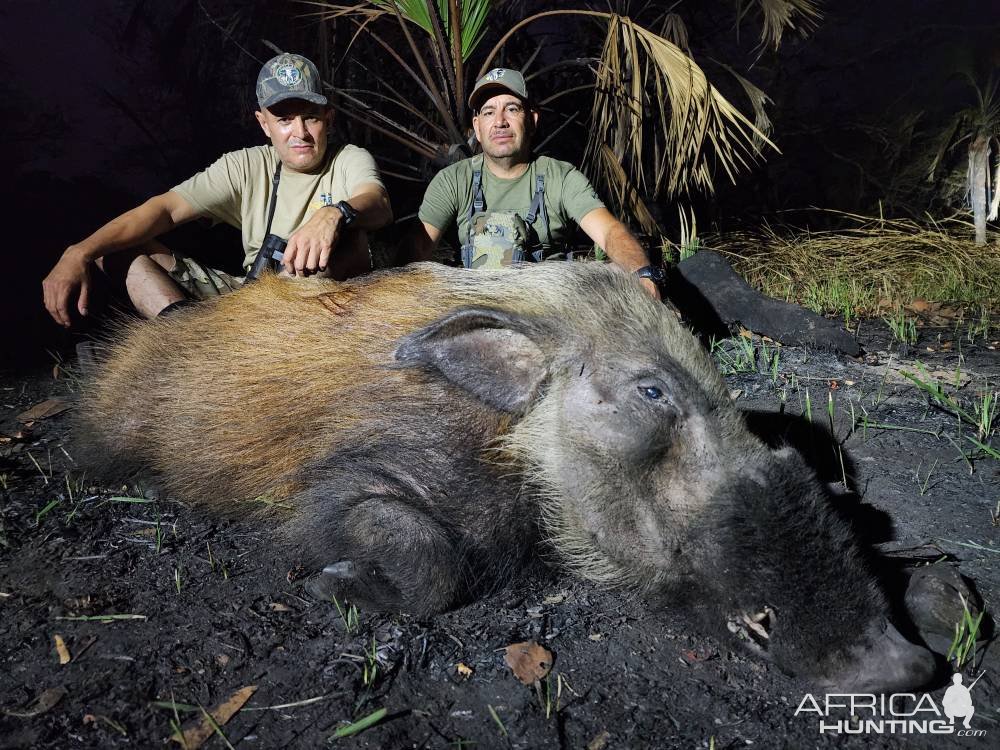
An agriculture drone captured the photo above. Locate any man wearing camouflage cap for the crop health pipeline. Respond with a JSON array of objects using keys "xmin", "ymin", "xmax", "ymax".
[
  {"xmin": 414, "ymin": 68, "xmax": 661, "ymax": 299},
  {"xmin": 43, "ymin": 53, "xmax": 392, "ymax": 326}
]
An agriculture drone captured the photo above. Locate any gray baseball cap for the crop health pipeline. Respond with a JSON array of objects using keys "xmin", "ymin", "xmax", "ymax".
[
  {"xmin": 469, "ymin": 68, "xmax": 529, "ymax": 112},
  {"xmin": 256, "ymin": 53, "xmax": 328, "ymax": 110}
]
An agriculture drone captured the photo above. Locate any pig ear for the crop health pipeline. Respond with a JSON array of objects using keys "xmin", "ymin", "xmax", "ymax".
[{"xmin": 394, "ymin": 307, "xmax": 547, "ymax": 412}]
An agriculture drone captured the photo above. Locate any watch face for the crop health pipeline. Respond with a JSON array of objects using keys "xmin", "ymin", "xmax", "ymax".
[{"xmin": 638, "ymin": 266, "xmax": 664, "ymax": 283}]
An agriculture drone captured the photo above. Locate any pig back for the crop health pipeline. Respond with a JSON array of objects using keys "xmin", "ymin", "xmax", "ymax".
[{"xmin": 75, "ymin": 266, "xmax": 508, "ymax": 509}]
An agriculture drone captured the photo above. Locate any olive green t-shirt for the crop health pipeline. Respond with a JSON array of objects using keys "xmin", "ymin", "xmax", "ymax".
[
  {"xmin": 172, "ymin": 143, "xmax": 383, "ymax": 271},
  {"xmin": 418, "ymin": 155, "xmax": 605, "ymax": 251}
]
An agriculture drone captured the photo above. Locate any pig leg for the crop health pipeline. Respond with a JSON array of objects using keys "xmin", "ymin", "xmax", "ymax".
[{"xmin": 307, "ymin": 497, "xmax": 464, "ymax": 617}]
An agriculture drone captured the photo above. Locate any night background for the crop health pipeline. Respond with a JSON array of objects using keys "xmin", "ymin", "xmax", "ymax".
[
  {"xmin": 2, "ymin": 4, "xmax": 999, "ymax": 748},
  {"xmin": 2, "ymin": 0, "xmax": 996, "ymax": 358}
]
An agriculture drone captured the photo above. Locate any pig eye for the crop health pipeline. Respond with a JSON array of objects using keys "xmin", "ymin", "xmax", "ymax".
[{"xmin": 641, "ymin": 385, "xmax": 664, "ymax": 401}]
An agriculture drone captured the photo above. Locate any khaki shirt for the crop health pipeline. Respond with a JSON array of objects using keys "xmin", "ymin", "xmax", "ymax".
[{"xmin": 173, "ymin": 143, "xmax": 383, "ymax": 271}]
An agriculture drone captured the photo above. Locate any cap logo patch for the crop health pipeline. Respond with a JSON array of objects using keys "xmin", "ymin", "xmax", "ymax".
[
  {"xmin": 486, "ymin": 68, "xmax": 505, "ymax": 81},
  {"xmin": 276, "ymin": 64, "xmax": 302, "ymax": 87}
]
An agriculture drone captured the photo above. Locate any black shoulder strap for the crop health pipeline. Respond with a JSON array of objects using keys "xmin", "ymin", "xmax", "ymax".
[
  {"xmin": 524, "ymin": 173, "xmax": 549, "ymax": 259},
  {"xmin": 525, "ymin": 174, "xmax": 545, "ymax": 225},
  {"xmin": 263, "ymin": 160, "xmax": 282, "ymax": 239},
  {"xmin": 466, "ymin": 156, "xmax": 486, "ymax": 250}
]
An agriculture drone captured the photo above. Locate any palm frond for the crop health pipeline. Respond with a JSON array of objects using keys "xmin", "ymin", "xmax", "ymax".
[
  {"xmin": 716, "ymin": 61, "xmax": 774, "ymax": 149},
  {"xmin": 737, "ymin": 0, "xmax": 821, "ymax": 50},
  {"xmin": 659, "ymin": 12, "xmax": 689, "ymax": 52},
  {"xmin": 584, "ymin": 15, "xmax": 776, "ymax": 233},
  {"xmin": 367, "ymin": 0, "xmax": 492, "ymax": 60}
]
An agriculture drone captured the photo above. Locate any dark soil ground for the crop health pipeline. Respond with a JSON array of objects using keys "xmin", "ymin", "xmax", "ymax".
[{"xmin": 1, "ymin": 315, "xmax": 998, "ymax": 750}]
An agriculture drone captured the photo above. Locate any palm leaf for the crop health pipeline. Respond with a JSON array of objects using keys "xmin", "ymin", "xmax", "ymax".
[
  {"xmin": 583, "ymin": 15, "xmax": 776, "ymax": 233},
  {"xmin": 737, "ymin": 0, "xmax": 822, "ymax": 50},
  {"xmin": 367, "ymin": 0, "xmax": 492, "ymax": 60}
]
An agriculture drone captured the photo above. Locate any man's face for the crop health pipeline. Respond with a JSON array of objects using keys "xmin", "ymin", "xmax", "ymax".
[
  {"xmin": 472, "ymin": 94, "xmax": 538, "ymax": 161},
  {"xmin": 255, "ymin": 100, "xmax": 332, "ymax": 173}
]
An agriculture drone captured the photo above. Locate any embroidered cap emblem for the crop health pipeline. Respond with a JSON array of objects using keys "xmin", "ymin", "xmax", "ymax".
[
  {"xmin": 276, "ymin": 64, "xmax": 302, "ymax": 87},
  {"xmin": 486, "ymin": 68, "xmax": 505, "ymax": 81}
]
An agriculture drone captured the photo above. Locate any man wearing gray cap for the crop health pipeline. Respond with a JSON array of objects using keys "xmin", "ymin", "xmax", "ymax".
[
  {"xmin": 414, "ymin": 67, "xmax": 660, "ymax": 299},
  {"xmin": 43, "ymin": 53, "xmax": 392, "ymax": 327}
]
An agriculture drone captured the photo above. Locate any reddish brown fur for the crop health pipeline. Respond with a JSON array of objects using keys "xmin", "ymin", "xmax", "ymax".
[{"xmin": 81, "ymin": 268, "xmax": 462, "ymax": 506}]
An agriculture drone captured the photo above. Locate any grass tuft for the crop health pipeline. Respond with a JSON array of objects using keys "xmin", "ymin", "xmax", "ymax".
[
  {"xmin": 712, "ymin": 214, "xmax": 1000, "ymax": 316},
  {"xmin": 947, "ymin": 595, "xmax": 986, "ymax": 669}
]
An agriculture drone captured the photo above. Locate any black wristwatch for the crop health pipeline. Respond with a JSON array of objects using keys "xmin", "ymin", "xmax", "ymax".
[
  {"xmin": 634, "ymin": 265, "xmax": 665, "ymax": 285},
  {"xmin": 334, "ymin": 200, "xmax": 358, "ymax": 226}
]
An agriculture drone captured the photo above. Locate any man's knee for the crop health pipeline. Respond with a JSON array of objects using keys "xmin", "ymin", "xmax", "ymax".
[{"xmin": 97, "ymin": 241, "xmax": 176, "ymax": 279}]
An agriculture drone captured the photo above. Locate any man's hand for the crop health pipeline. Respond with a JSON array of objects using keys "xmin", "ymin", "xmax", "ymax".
[
  {"xmin": 43, "ymin": 246, "xmax": 93, "ymax": 328},
  {"xmin": 40, "ymin": 191, "xmax": 200, "ymax": 326},
  {"xmin": 282, "ymin": 206, "xmax": 342, "ymax": 276},
  {"xmin": 638, "ymin": 277, "xmax": 661, "ymax": 301}
]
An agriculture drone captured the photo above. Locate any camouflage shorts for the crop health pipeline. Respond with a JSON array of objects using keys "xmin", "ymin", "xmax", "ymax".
[{"xmin": 167, "ymin": 254, "xmax": 245, "ymax": 300}]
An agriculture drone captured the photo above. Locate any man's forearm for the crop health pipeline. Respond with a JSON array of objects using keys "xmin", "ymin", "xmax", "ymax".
[
  {"xmin": 346, "ymin": 187, "xmax": 393, "ymax": 231},
  {"xmin": 603, "ymin": 222, "xmax": 651, "ymax": 273},
  {"xmin": 72, "ymin": 192, "xmax": 194, "ymax": 262}
]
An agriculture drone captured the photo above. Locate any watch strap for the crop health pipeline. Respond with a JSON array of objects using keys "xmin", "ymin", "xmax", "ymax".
[
  {"xmin": 634, "ymin": 265, "xmax": 665, "ymax": 284},
  {"xmin": 334, "ymin": 200, "xmax": 358, "ymax": 226}
]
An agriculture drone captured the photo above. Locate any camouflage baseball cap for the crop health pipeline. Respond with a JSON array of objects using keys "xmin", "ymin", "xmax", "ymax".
[
  {"xmin": 469, "ymin": 68, "xmax": 529, "ymax": 112},
  {"xmin": 256, "ymin": 53, "xmax": 328, "ymax": 110}
]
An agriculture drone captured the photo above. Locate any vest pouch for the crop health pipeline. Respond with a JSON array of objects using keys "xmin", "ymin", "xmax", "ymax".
[{"xmin": 463, "ymin": 211, "xmax": 534, "ymax": 269}]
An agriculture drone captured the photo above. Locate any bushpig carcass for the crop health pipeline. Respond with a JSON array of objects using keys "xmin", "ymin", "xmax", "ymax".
[{"xmin": 76, "ymin": 261, "xmax": 934, "ymax": 692}]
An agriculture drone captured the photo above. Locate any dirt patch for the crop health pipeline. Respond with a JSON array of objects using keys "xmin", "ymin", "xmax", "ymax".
[{"xmin": 1, "ymin": 319, "xmax": 997, "ymax": 749}]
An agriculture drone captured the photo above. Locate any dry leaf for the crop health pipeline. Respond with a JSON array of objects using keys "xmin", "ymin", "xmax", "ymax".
[
  {"xmin": 456, "ymin": 662, "xmax": 473, "ymax": 679},
  {"xmin": 172, "ymin": 685, "xmax": 257, "ymax": 749},
  {"xmin": 587, "ymin": 729, "xmax": 611, "ymax": 750},
  {"xmin": 681, "ymin": 649, "xmax": 702, "ymax": 663},
  {"xmin": 504, "ymin": 640, "xmax": 553, "ymax": 686},
  {"xmin": 17, "ymin": 398, "xmax": 71, "ymax": 423},
  {"xmin": 588, "ymin": 633, "xmax": 604, "ymax": 641},
  {"xmin": 54, "ymin": 634, "xmax": 71, "ymax": 665},
  {"xmin": 542, "ymin": 591, "xmax": 568, "ymax": 605},
  {"xmin": 729, "ymin": 389, "xmax": 743, "ymax": 401},
  {"xmin": 907, "ymin": 299, "xmax": 931, "ymax": 313},
  {"xmin": 268, "ymin": 602, "xmax": 291, "ymax": 612},
  {"xmin": 3, "ymin": 687, "xmax": 66, "ymax": 717},
  {"xmin": 215, "ymin": 654, "xmax": 231, "ymax": 668}
]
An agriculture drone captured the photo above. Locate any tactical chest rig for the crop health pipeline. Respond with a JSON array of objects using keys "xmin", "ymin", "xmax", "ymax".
[{"xmin": 460, "ymin": 160, "xmax": 551, "ymax": 269}]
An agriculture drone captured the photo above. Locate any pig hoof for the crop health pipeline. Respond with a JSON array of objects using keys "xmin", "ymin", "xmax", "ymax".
[
  {"xmin": 304, "ymin": 562, "xmax": 357, "ymax": 602},
  {"xmin": 323, "ymin": 561, "xmax": 357, "ymax": 578}
]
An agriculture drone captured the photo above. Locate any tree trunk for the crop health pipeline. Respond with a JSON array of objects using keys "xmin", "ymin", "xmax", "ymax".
[{"xmin": 969, "ymin": 130, "xmax": 989, "ymax": 245}]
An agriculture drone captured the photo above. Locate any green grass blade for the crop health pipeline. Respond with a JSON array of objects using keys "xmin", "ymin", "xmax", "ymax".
[{"xmin": 330, "ymin": 707, "xmax": 388, "ymax": 740}]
